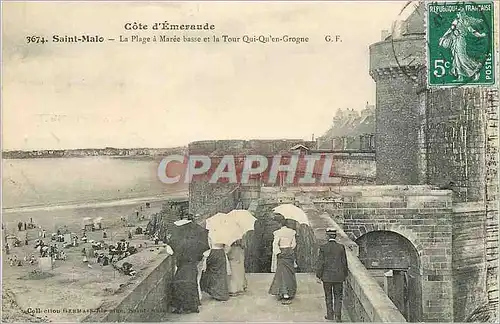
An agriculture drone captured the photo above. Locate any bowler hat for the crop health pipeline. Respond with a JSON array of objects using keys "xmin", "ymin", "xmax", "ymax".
[{"xmin": 326, "ymin": 228, "xmax": 337, "ymax": 234}]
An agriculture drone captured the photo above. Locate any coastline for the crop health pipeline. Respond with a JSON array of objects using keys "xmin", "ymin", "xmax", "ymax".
[
  {"xmin": 2, "ymin": 155, "xmax": 164, "ymax": 161},
  {"xmin": 2, "ymin": 190, "xmax": 188, "ymax": 214},
  {"xmin": 1, "ymin": 197, "xmax": 173, "ymax": 323}
]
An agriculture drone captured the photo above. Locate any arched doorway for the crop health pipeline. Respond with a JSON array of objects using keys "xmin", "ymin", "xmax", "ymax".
[{"xmin": 355, "ymin": 230, "xmax": 422, "ymax": 322}]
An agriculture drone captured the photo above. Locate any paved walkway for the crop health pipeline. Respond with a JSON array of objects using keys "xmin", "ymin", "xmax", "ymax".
[
  {"xmin": 168, "ymin": 198, "xmax": 351, "ymax": 322},
  {"xmin": 167, "ymin": 273, "xmax": 349, "ymax": 322}
]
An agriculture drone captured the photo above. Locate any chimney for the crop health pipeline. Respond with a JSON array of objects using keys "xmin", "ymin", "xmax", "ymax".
[{"xmin": 381, "ymin": 29, "xmax": 390, "ymax": 41}]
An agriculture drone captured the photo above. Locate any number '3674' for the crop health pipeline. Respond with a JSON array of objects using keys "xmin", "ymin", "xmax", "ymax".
[{"xmin": 26, "ymin": 36, "xmax": 47, "ymax": 44}]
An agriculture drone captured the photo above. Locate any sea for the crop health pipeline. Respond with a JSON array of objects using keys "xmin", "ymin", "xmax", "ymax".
[{"xmin": 1, "ymin": 157, "xmax": 187, "ymax": 232}]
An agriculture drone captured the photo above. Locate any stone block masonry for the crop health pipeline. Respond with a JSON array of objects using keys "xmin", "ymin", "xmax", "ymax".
[
  {"xmin": 83, "ymin": 254, "xmax": 175, "ymax": 322},
  {"xmin": 452, "ymin": 203, "xmax": 488, "ymax": 322},
  {"xmin": 337, "ymin": 186, "xmax": 455, "ymax": 322},
  {"xmin": 188, "ymin": 139, "xmax": 376, "ymax": 216},
  {"xmin": 421, "ymin": 86, "xmax": 489, "ymax": 202},
  {"xmin": 372, "ymin": 75, "xmax": 420, "ymax": 185},
  {"xmin": 250, "ymin": 184, "xmax": 492, "ymax": 321},
  {"xmin": 188, "ymin": 174, "xmax": 239, "ymax": 216},
  {"xmin": 369, "ymin": 17, "xmax": 425, "ymax": 186},
  {"xmin": 188, "ymin": 139, "xmax": 313, "ymax": 216},
  {"xmin": 303, "ymin": 205, "xmax": 406, "ymax": 322}
]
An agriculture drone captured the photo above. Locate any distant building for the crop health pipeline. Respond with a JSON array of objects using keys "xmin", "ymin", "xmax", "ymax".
[{"xmin": 316, "ymin": 103, "xmax": 375, "ymax": 151}]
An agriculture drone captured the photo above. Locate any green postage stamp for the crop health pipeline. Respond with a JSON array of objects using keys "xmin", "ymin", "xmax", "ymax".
[{"xmin": 426, "ymin": 1, "xmax": 495, "ymax": 87}]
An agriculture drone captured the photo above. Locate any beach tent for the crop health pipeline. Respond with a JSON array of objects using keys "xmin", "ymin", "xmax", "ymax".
[
  {"xmin": 126, "ymin": 214, "xmax": 135, "ymax": 226},
  {"xmin": 93, "ymin": 217, "xmax": 103, "ymax": 230},
  {"xmin": 82, "ymin": 217, "xmax": 94, "ymax": 231},
  {"xmin": 6, "ymin": 235, "xmax": 21, "ymax": 247},
  {"xmin": 38, "ymin": 257, "xmax": 53, "ymax": 271}
]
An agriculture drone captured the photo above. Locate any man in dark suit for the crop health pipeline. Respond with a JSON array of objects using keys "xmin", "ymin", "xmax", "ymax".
[{"xmin": 316, "ymin": 229, "xmax": 348, "ymax": 322}]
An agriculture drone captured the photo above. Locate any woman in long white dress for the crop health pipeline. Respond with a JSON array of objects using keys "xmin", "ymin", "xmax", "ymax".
[{"xmin": 228, "ymin": 239, "xmax": 247, "ymax": 296}]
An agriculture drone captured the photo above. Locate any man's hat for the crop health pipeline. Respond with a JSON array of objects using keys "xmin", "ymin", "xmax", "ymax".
[{"xmin": 326, "ymin": 228, "xmax": 337, "ymax": 234}]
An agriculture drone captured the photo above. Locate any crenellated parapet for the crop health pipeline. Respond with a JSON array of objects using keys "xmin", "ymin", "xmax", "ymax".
[
  {"xmin": 369, "ymin": 66, "xmax": 420, "ymax": 82},
  {"xmin": 369, "ymin": 36, "xmax": 425, "ymax": 81}
]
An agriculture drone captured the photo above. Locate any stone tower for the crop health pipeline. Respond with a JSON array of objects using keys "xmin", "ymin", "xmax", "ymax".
[
  {"xmin": 369, "ymin": 2, "xmax": 498, "ymax": 321},
  {"xmin": 369, "ymin": 4, "xmax": 425, "ymax": 185}
]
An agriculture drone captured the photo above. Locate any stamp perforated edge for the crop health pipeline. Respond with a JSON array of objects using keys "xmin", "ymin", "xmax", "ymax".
[{"xmin": 425, "ymin": 0, "xmax": 498, "ymax": 89}]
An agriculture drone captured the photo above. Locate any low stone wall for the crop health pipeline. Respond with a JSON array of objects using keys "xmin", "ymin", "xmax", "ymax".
[
  {"xmin": 345, "ymin": 254, "xmax": 407, "ymax": 322},
  {"xmin": 83, "ymin": 254, "xmax": 175, "ymax": 322},
  {"xmin": 331, "ymin": 153, "xmax": 376, "ymax": 181}
]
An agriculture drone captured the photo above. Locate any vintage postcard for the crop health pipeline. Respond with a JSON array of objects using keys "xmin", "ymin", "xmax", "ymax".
[{"xmin": 1, "ymin": 1, "xmax": 499, "ymax": 323}]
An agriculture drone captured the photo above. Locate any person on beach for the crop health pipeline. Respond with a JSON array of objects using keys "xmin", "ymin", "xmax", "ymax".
[
  {"xmin": 228, "ymin": 239, "xmax": 247, "ymax": 296},
  {"xmin": 268, "ymin": 214, "xmax": 297, "ymax": 305}
]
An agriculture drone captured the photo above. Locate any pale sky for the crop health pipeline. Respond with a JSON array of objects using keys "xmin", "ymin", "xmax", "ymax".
[{"xmin": 2, "ymin": 1, "xmax": 408, "ymax": 150}]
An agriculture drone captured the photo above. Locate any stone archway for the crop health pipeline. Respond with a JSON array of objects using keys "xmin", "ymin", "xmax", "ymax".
[{"xmin": 355, "ymin": 230, "xmax": 422, "ymax": 322}]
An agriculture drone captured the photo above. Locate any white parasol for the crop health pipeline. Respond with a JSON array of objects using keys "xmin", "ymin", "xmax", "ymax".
[
  {"xmin": 205, "ymin": 212, "xmax": 227, "ymax": 230},
  {"xmin": 208, "ymin": 225, "xmax": 243, "ymax": 247},
  {"xmin": 226, "ymin": 209, "xmax": 257, "ymax": 233},
  {"xmin": 273, "ymin": 204, "xmax": 310, "ymax": 225},
  {"xmin": 205, "ymin": 211, "xmax": 249, "ymax": 246}
]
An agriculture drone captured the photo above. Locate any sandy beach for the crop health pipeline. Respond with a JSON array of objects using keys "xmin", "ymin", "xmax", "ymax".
[
  {"xmin": 2, "ymin": 190, "xmax": 187, "ymax": 214},
  {"xmin": 1, "ymin": 192, "xmax": 186, "ymax": 322}
]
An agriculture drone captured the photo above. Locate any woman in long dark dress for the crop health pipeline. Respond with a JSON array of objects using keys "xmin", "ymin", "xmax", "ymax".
[
  {"xmin": 200, "ymin": 243, "xmax": 230, "ymax": 301},
  {"xmin": 269, "ymin": 215, "xmax": 297, "ymax": 305},
  {"xmin": 171, "ymin": 244, "xmax": 203, "ymax": 313},
  {"xmin": 169, "ymin": 217, "xmax": 209, "ymax": 314}
]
